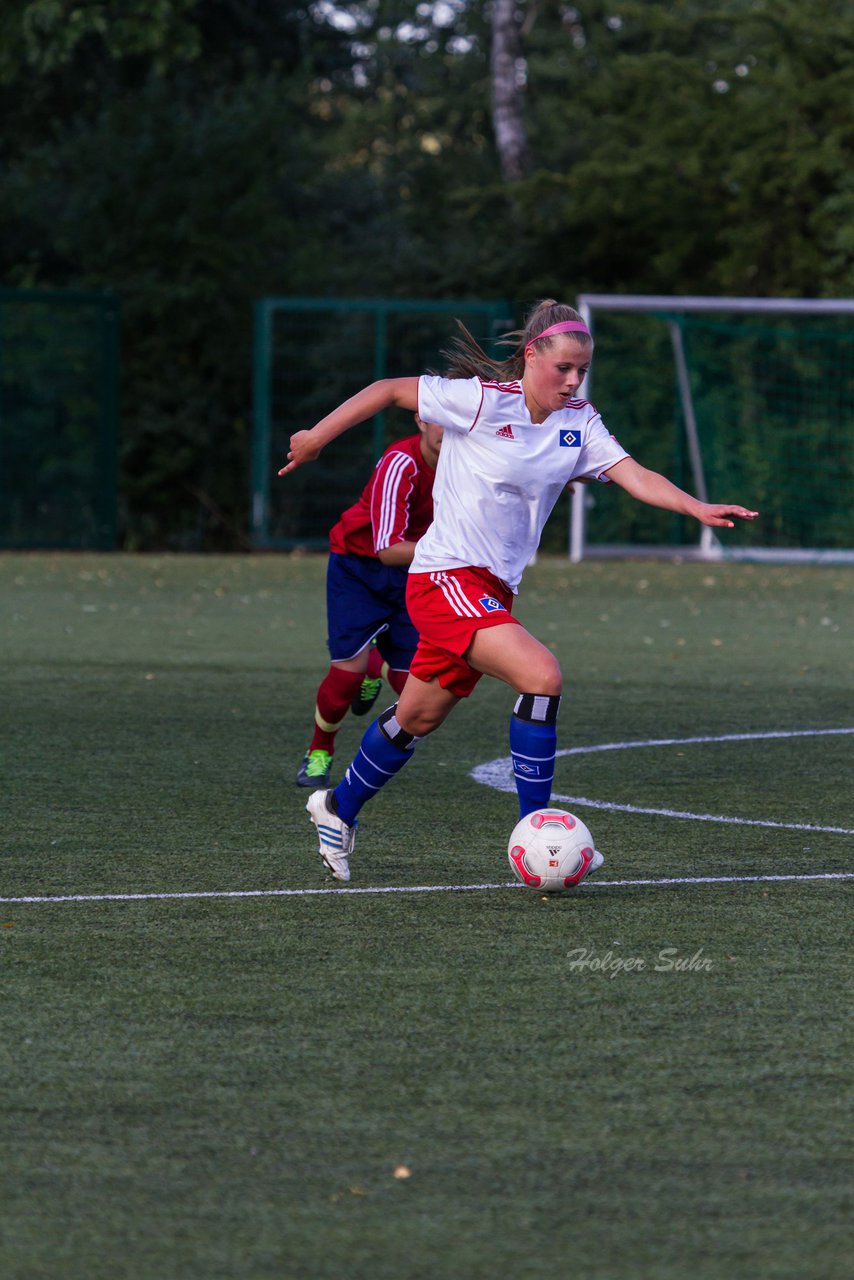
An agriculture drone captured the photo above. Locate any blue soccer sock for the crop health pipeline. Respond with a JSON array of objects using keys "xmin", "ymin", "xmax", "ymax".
[
  {"xmin": 332, "ymin": 707, "xmax": 419, "ymax": 826},
  {"xmin": 509, "ymin": 693, "xmax": 561, "ymax": 820}
]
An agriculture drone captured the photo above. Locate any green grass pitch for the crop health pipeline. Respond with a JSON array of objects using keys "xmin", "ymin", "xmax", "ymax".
[{"xmin": 1, "ymin": 553, "xmax": 851, "ymax": 1279}]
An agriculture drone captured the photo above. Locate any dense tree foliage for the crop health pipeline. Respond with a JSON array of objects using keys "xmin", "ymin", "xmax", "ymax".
[{"xmin": 1, "ymin": 0, "xmax": 851, "ymax": 546}]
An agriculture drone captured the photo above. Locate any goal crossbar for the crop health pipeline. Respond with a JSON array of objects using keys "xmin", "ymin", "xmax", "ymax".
[{"xmin": 577, "ymin": 294, "xmax": 854, "ymax": 317}]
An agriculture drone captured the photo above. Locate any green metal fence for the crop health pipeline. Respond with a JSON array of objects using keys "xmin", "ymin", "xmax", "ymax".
[
  {"xmin": 0, "ymin": 288, "xmax": 120, "ymax": 549},
  {"xmin": 251, "ymin": 297, "xmax": 511, "ymax": 549}
]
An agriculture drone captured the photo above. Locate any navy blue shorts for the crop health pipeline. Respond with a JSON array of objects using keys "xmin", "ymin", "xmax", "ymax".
[{"xmin": 326, "ymin": 552, "xmax": 419, "ymax": 670}]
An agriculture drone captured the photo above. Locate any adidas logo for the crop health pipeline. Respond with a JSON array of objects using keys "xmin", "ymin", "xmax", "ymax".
[{"xmin": 496, "ymin": 424, "xmax": 515, "ymax": 439}]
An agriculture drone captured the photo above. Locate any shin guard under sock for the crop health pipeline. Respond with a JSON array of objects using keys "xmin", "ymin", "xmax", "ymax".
[
  {"xmin": 333, "ymin": 706, "xmax": 420, "ymax": 825},
  {"xmin": 509, "ymin": 693, "xmax": 561, "ymax": 819},
  {"xmin": 309, "ymin": 666, "xmax": 364, "ymax": 752}
]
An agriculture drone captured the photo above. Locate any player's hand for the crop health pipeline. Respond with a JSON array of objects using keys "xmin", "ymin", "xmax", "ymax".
[
  {"xmin": 278, "ymin": 430, "xmax": 321, "ymax": 476},
  {"xmin": 696, "ymin": 503, "xmax": 759, "ymax": 528}
]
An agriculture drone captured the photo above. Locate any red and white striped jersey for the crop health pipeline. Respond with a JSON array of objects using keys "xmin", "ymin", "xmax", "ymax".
[
  {"xmin": 415, "ymin": 374, "xmax": 629, "ymax": 592},
  {"xmin": 329, "ymin": 434, "xmax": 436, "ymax": 558}
]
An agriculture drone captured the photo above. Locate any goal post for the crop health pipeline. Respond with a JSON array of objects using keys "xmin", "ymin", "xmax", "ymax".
[{"xmin": 571, "ymin": 294, "xmax": 854, "ymax": 564}]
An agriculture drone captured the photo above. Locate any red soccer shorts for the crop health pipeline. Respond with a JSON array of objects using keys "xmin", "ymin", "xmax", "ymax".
[{"xmin": 405, "ymin": 567, "xmax": 519, "ymax": 697}]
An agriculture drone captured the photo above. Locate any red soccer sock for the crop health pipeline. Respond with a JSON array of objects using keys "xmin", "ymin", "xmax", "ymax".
[
  {"xmin": 368, "ymin": 646, "xmax": 408, "ymax": 695},
  {"xmin": 385, "ymin": 666, "xmax": 408, "ymax": 695},
  {"xmin": 366, "ymin": 647, "xmax": 408, "ymax": 695},
  {"xmin": 309, "ymin": 666, "xmax": 364, "ymax": 753}
]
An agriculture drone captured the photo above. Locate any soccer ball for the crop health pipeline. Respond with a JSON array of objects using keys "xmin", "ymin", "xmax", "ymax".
[{"xmin": 508, "ymin": 808, "xmax": 599, "ymax": 891}]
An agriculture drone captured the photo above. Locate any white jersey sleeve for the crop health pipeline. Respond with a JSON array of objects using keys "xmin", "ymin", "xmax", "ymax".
[
  {"xmin": 575, "ymin": 411, "xmax": 630, "ymax": 483},
  {"xmin": 418, "ymin": 374, "xmax": 485, "ymax": 434}
]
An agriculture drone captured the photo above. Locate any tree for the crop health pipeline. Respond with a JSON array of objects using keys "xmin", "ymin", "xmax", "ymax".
[
  {"xmin": 0, "ymin": 1, "xmax": 363, "ymax": 546},
  {"xmin": 490, "ymin": 0, "xmax": 530, "ymax": 181},
  {"xmin": 1, "ymin": 0, "xmax": 852, "ymax": 547}
]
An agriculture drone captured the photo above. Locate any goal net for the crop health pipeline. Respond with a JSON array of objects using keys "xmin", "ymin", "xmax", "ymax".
[{"xmin": 569, "ymin": 295, "xmax": 854, "ymax": 563}]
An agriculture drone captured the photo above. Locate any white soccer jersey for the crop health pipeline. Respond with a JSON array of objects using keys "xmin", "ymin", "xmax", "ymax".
[{"xmin": 414, "ymin": 374, "xmax": 629, "ymax": 592}]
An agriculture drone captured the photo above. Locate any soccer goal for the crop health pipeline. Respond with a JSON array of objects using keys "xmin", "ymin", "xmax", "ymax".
[{"xmin": 569, "ymin": 294, "xmax": 854, "ymax": 564}]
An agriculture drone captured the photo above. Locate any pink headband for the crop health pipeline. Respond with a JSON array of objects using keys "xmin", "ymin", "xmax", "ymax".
[{"xmin": 526, "ymin": 320, "xmax": 591, "ymax": 350}]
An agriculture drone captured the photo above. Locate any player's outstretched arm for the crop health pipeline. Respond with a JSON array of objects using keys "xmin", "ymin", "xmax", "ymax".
[
  {"xmin": 605, "ymin": 458, "xmax": 759, "ymax": 528},
  {"xmin": 278, "ymin": 377, "xmax": 420, "ymax": 476}
]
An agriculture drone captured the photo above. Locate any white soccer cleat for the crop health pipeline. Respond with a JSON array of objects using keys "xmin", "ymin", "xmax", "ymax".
[
  {"xmin": 586, "ymin": 849, "xmax": 605, "ymax": 879},
  {"xmin": 563, "ymin": 846, "xmax": 604, "ymax": 888},
  {"xmin": 306, "ymin": 789, "xmax": 356, "ymax": 883}
]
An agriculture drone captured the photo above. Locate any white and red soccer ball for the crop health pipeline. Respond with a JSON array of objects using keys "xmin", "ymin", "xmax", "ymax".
[{"xmin": 508, "ymin": 808, "xmax": 599, "ymax": 891}]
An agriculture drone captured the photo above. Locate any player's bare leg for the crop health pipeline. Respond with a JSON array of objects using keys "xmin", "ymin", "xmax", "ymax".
[
  {"xmin": 466, "ymin": 622, "xmax": 562, "ymax": 695},
  {"xmin": 393, "ymin": 672, "xmax": 462, "ymax": 737}
]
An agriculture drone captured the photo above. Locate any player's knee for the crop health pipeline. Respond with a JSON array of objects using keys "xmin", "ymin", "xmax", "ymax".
[
  {"xmin": 396, "ymin": 706, "xmax": 443, "ymax": 737},
  {"xmin": 522, "ymin": 653, "xmax": 562, "ymax": 696},
  {"xmin": 390, "ymin": 697, "xmax": 452, "ymax": 738}
]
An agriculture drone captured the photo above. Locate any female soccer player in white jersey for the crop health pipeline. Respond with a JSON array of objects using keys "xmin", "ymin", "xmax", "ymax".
[{"xmin": 279, "ymin": 298, "xmax": 758, "ymax": 883}]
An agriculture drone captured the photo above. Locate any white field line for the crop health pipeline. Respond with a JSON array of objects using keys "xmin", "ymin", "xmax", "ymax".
[
  {"xmin": 1, "ymin": 871, "xmax": 852, "ymax": 905},
  {"xmin": 550, "ymin": 798, "xmax": 854, "ymax": 835},
  {"xmin": 471, "ymin": 726, "xmax": 854, "ymax": 835},
  {"xmin": 4, "ymin": 728, "xmax": 850, "ymax": 907}
]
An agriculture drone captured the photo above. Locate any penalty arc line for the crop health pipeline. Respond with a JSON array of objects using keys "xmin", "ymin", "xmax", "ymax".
[
  {"xmin": 1, "ymin": 871, "xmax": 853, "ymax": 906},
  {"xmin": 470, "ymin": 726, "xmax": 854, "ymax": 836}
]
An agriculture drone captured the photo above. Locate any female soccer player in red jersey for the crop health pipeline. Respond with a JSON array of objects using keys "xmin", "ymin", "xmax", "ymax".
[{"xmin": 295, "ymin": 414, "xmax": 442, "ymax": 788}]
